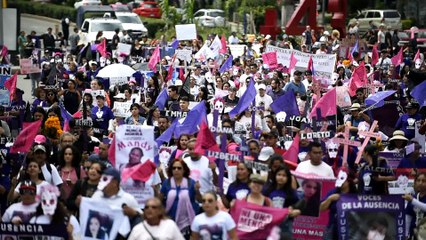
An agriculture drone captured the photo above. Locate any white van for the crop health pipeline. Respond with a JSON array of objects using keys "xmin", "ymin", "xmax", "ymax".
[
  {"xmin": 115, "ymin": 12, "xmax": 148, "ymax": 39},
  {"xmin": 349, "ymin": 9, "xmax": 402, "ymax": 32}
]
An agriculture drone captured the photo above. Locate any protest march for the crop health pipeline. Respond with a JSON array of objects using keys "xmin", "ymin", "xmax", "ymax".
[{"xmin": 1, "ymin": 14, "xmax": 426, "ymax": 240}]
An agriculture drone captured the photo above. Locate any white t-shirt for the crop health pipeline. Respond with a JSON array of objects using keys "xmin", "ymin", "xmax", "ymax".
[
  {"xmin": 41, "ymin": 163, "xmax": 63, "ymax": 186},
  {"xmin": 191, "ymin": 211, "xmax": 236, "ymax": 239},
  {"xmin": 128, "ymin": 219, "xmax": 185, "ymax": 240},
  {"xmin": 295, "ymin": 160, "xmax": 335, "ymax": 178},
  {"xmin": 2, "ymin": 202, "xmax": 38, "ymax": 223},
  {"xmin": 183, "ymin": 156, "xmax": 214, "ymax": 194},
  {"xmin": 255, "ymin": 94, "xmax": 273, "ymax": 111}
]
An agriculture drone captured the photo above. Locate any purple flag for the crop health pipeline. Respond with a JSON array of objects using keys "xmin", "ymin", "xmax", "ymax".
[
  {"xmin": 365, "ymin": 90, "xmax": 396, "ymax": 108},
  {"xmin": 154, "ymin": 87, "xmax": 168, "ymax": 110},
  {"xmin": 351, "ymin": 40, "xmax": 359, "ymax": 56},
  {"xmin": 171, "ymin": 39, "xmax": 179, "ymax": 49},
  {"xmin": 411, "ymin": 80, "xmax": 426, "ymax": 107},
  {"xmin": 174, "ymin": 101, "xmax": 207, "ymax": 137},
  {"xmin": 229, "ymin": 79, "xmax": 256, "ymax": 118},
  {"xmin": 156, "ymin": 118, "xmax": 178, "ymax": 146},
  {"xmin": 219, "ymin": 55, "xmax": 233, "ymax": 74},
  {"xmin": 270, "ymin": 89, "xmax": 300, "ymax": 120}
]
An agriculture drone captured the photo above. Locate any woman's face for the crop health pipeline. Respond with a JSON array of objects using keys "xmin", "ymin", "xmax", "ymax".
[
  {"xmin": 47, "ymin": 92, "xmax": 55, "ymax": 100},
  {"xmin": 64, "ymin": 148, "xmax": 73, "ymax": 163},
  {"xmin": 172, "ymin": 161, "xmax": 184, "ymax": 178},
  {"xmin": 249, "ymin": 181, "xmax": 263, "ymax": 194},
  {"xmin": 303, "ymin": 181, "xmax": 318, "ymax": 198},
  {"xmin": 201, "ymin": 193, "xmax": 217, "ymax": 213},
  {"xmin": 89, "ymin": 217, "xmax": 100, "ymax": 234},
  {"xmin": 48, "ymin": 112, "xmax": 57, "ymax": 118},
  {"xmin": 415, "ymin": 174, "xmax": 426, "ymax": 193},
  {"xmin": 276, "ymin": 170, "xmax": 288, "ymax": 186},
  {"xmin": 27, "ymin": 161, "xmax": 41, "ymax": 177},
  {"xmin": 34, "ymin": 112, "xmax": 44, "ymax": 121},
  {"xmin": 131, "ymin": 106, "xmax": 139, "ymax": 116},
  {"xmin": 88, "ymin": 163, "xmax": 102, "ymax": 181},
  {"xmin": 236, "ymin": 163, "xmax": 250, "ymax": 181},
  {"xmin": 394, "ymin": 139, "xmax": 405, "ymax": 148},
  {"xmin": 91, "ymin": 80, "xmax": 100, "ymax": 90},
  {"xmin": 68, "ymin": 81, "xmax": 76, "ymax": 90},
  {"xmin": 84, "ymin": 95, "xmax": 92, "ymax": 102},
  {"xmin": 153, "ymin": 108, "xmax": 160, "ymax": 117},
  {"xmin": 39, "ymin": 91, "xmax": 46, "ymax": 99},
  {"xmin": 179, "ymin": 136, "xmax": 189, "ymax": 149}
]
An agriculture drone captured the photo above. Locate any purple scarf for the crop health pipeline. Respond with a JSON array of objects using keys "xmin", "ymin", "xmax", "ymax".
[{"xmin": 165, "ymin": 177, "xmax": 195, "ymax": 230}]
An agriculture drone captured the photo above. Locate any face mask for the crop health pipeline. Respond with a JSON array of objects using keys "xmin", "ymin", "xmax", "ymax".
[
  {"xmin": 97, "ymin": 175, "xmax": 114, "ymax": 191},
  {"xmin": 40, "ymin": 185, "xmax": 60, "ymax": 216}
]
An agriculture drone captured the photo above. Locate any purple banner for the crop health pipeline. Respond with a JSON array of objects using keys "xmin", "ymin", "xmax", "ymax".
[
  {"xmin": 337, "ymin": 194, "xmax": 404, "ymax": 240},
  {"xmin": 0, "ymin": 223, "xmax": 68, "ymax": 239}
]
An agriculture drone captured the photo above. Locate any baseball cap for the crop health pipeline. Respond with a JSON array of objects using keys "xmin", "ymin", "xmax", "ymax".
[
  {"xmin": 103, "ymin": 167, "xmax": 121, "ymax": 182},
  {"xmin": 258, "ymin": 84, "xmax": 266, "ymax": 90},
  {"xmin": 33, "ymin": 144, "xmax": 46, "ymax": 153},
  {"xmin": 19, "ymin": 180, "xmax": 37, "ymax": 193},
  {"xmin": 258, "ymin": 146, "xmax": 275, "ymax": 161},
  {"xmin": 294, "ymin": 70, "xmax": 302, "ymax": 76}
]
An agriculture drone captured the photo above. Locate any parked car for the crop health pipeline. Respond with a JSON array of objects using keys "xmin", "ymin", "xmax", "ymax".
[
  {"xmin": 110, "ymin": 3, "xmax": 131, "ymax": 12},
  {"xmin": 80, "ymin": 17, "xmax": 123, "ymax": 44},
  {"xmin": 398, "ymin": 27, "xmax": 426, "ymax": 49},
  {"xmin": 115, "ymin": 12, "xmax": 148, "ymax": 38},
  {"xmin": 193, "ymin": 9, "xmax": 225, "ymax": 27},
  {"xmin": 133, "ymin": 1, "xmax": 161, "ymax": 19},
  {"xmin": 348, "ymin": 9, "xmax": 402, "ymax": 33},
  {"xmin": 74, "ymin": 0, "xmax": 102, "ymax": 9}
]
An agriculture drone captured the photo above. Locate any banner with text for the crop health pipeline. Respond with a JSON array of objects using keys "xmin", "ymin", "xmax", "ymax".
[
  {"xmin": 0, "ymin": 223, "xmax": 67, "ymax": 239},
  {"xmin": 337, "ymin": 194, "xmax": 404, "ymax": 240}
]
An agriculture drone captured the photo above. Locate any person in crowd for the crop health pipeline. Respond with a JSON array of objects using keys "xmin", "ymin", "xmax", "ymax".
[
  {"xmin": 125, "ymin": 103, "xmax": 146, "ymax": 125},
  {"xmin": 284, "ymin": 70, "xmax": 306, "ymax": 96},
  {"xmin": 191, "ymin": 191, "xmax": 238, "ymax": 240},
  {"xmin": 91, "ymin": 94, "xmax": 114, "ymax": 138},
  {"xmin": 2, "ymin": 180, "xmax": 38, "ymax": 224},
  {"xmin": 404, "ymin": 172, "xmax": 426, "ymax": 239},
  {"xmin": 358, "ymin": 145, "xmax": 395, "ymax": 195},
  {"xmin": 383, "ymin": 130, "xmax": 409, "ymax": 152},
  {"xmin": 58, "ymin": 79, "xmax": 81, "ymax": 115},
  {"xmin": 221, "ymin": 162, "xmax": 252, "ymax": 208},
  {"xmin": 320, "ymin": 169, "xmax": 358, "ymax": 239},
  {"xmin": 296, "ymin": 142, "xmax": 335, "ymax": 178},
  {"xmin": 128, "ymin": 197, "xmax": 185, "ymax": 240},
  {"xmin": 160, "ymin": 159, "xmax": 200, "ymax": 238},
  {"xmin": 32, "ymin": 88, "xmax": 49, "ymax": 112},
  {"xmin": 395, "ymin": 102, "xmax": 423, "ymax": 140},
  {"xmin": 244, "ymin": 174, "xmax": 272, "ymax": 206},
  {"xmin": 57, "ymin": 145, "xmax": 83, "ymax": 200}
]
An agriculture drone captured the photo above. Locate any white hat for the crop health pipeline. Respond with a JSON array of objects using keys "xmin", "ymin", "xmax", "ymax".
[
  {"xmin": 324, "ymin": 31, "xmax": 330, "ymax": 36},
  {"xmin": 335, "ymin": 170, "xmax": 348, "ymax": 187},
  {"xmin": 258, "ymin": 83, "xmax": 266, "ymax": 90},
  {"xmin": 265, "ymin": 34, "xmax": 271, "ymax": 40},
  {"xmin": 258, "ymin": 147, "xmax": 275, "ymax": 161},
  {"xmin": 389, "ymin": 130, "xmax": 408, "ymax": 142},
  {"xmin": 89, "ymin": 60, "xmax": 98, "ymax": 66},
  {"xmin": 174, "ymin": 79, "xmax": 183, "ymax": 86},
  {"xmin": 349, "ymin": 103, "xmax": 361, "ymax": 111}
]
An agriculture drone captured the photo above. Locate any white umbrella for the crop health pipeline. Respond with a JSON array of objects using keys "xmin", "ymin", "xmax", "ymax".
[{"xmin": 97, "ymin": 63, "xmax": 136, "ymax": 78}]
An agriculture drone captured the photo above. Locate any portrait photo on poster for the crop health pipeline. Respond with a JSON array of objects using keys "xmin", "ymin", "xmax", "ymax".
[
  {"xmin": 345, "ymin": 212, "xmax": 395, "ymax": 240},
  {"xmin": 297, "ymin": 179, "xmax": 322, "ymax": 217},
  {"xmin": 84, "ymin": 210, "xmax": 113, "ymax": 240}
]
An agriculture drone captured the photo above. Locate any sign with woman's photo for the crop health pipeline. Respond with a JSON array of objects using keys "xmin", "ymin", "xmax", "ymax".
[
  {"xmin": 292, "ymin": 171, "xmax": 336, "ymax": 240},
  {"xmin": 114, "ymin": 125, "xmax": 160, "ymax": 208},
  {"xmin": 337, "ymin": 194, "xmax": 405, "ymax": 240},
  {"xmin": 80, "ymin": 197, "xmax": 128, "ymax": 240}
]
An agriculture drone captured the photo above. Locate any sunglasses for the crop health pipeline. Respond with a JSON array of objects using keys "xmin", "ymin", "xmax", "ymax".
[
  {"xmin": 202, "ymin": 198, "xmax": 214, "ymax": 203},
  {"xmin": 48, "ymin": 93, "xmax": 54, "ymax": 96},
  {"xmin": 173, "ymin": 166, "xmax": 182, "ymax": 170}
]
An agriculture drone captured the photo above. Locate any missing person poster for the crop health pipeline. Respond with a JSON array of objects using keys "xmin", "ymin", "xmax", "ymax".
[
  {"xmin": 114, "ymin": 125, "xmax": 160, "ymax": 208},
  {"xmin": 80, "ymin": 197, "xmax": 128, "ymax": 240},
  {"xmin": 292, "ymin": 171, "xmax": 336, "ymax": 240},
  {"xmin": 337, "ymin": 194, "xmax": 404, "ymax": 240}
]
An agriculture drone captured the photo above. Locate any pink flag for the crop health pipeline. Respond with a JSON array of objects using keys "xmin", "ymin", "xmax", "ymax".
[
  {"xmin": 288, "ymin": 52, "xmax": 298, "ymax": 72},
  {"xmin": 261, "ymin": 52, "xmax": 278, "ymax": 69},
  {"xmin": 309, "ymin": 88, "xmax": 337, "ymax": 119},
  {"xmin": 148, "ymin": 45, "xmax": 160, "ymax": 72},
  {"xmin": 348, "ymin": 62, "xmax": 367, "ymax": 96},
  {"xmin": 96, "ymin": 38, "xmax": 107, "ymax": 57},
  {"xmin": 414, "ymin": 49, "xmax": 421, "ymax": 62},
  {"xmin": 391, "ymin": 47, "xmax": 403, "ymax": 66},
  {"xmin": 166, "ymin": 55, "xmax": 176, "ymax": 82},
  {"xmin": 371, "ymin": 44, "xmax": 379, "ymax": 66},
  {"xmin": 230, "ymin": 200, "xmax": 289, "ymax": 240},
  {"xmin": 4, "ymin": 73, "xmax": 17, "ymax": 101},
  {"xmin": 307, "ymin": 55, "xmax": 314, "ymax": 72},
  {"xmin": 220, "ymin": 34, "xmax": 227, "ymax": 54},
  {"xmin": 10, "ymin": 120, "xmax": 42, "ymax": 153},
  {"xmin": 194, "ymin": 120, "xmax": 220, "ymax": 156},
  {"xmin": 109, "ymin": 136, "xmax": 116, "ymax": 167},
  {"xmin": 0, "ymin": 45, "xmax": 8, "ymax": 59},
  {"xmin": 121, "ymin": 160, "xmax": 157, "ymax": 183},
  {"xmin": 282, "ymin": 133, "xmax": 300, "ymax": 166}
]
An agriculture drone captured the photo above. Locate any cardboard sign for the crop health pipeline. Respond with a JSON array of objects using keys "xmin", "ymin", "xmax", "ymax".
[
  {"xmin": 109, "ymin": 76, "xmax": 128, "ymax": 86},
  {"xmin": 175, "ymin": 49, "xmax": 192, "ymax": 63},
  {"xmin": 19, "ymin": 58, "xmax": 41, "ymax": 74},
  {"xmin": 117, "ymin": 43, "xmax": 132, "ymax": 56},
  {"xmin": 175, "ymin": 24, "xmax": 197, "ymax": 40},
  {"xmin": 113, "ymin": 101, "xmax": 132, "ymax": 118}
]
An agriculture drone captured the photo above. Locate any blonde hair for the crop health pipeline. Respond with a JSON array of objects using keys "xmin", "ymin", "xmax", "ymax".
[{"xmin": 332, "ymin": 29, "xmax": 340, "ymax": 39}]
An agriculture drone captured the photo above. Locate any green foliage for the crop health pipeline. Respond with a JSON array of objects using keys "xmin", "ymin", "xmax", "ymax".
[
  {"xmin": 402, "ymin": 19, "xmax": 416, "ymax": 30},
  {"xmin": 159, "ymin": 0, "xmax": 170, "ymax": 28},
  {"xmin": 140, "ymin": 17, "xmax": 166, "ymax": 38},
  {"xmin": 9, "ymin": 0, "xmax": 76, "ymax": 21},
  {"xmin": 185, "ymin": 0, "xmax": 195, "ymax": 24}
]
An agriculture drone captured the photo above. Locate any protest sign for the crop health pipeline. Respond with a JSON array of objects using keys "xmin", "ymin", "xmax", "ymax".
[
  {"xmin": 175, "ymin": 49, "xmax": 192, "ymax": 63},
  {"xmin": 80, "ymin": 197, "xmax": 128, "ymax": 240},
  {"xmin": 0, "ymin": 65, "xmax": 11, "ymax": 88},
  {"xmin": 228, "ymin": 44, "xmax": 247, "ymax": 57},
  {"xmin": 265, "ymin": 45, "xmax": 337, "ymax": 80},
  {"xmin": 175, "ymin": 24, "xmax": 197, "ymax": 40},
  {"xmin": 230, "ymin": 199, "xmax": 289, "ymax": 240},
  {"xmin": 292, "ymin": 171, "xmax": 335, "ymax": 240},
  {"xmin": 113, "ymin": 101, "xmax": 132, "ymax": 118},
  {"xmin": 115, "ymin": 125, "xmax": 158, "ymax": 208},
  {"xmin": 89, "ymin": 89, "xmax": 106, "ymax": 99},
  {"xmin": 337, "ymin": 194, "xmax": 405, "ymax": 240},
  {"xmin": 19, "ymin": 58, "xmax": 41, "ymax": 74},
  {"xmin": 109, "ymin": 76, "xmax": 128, "ymax": 86},
  {"xmin": 117, "ymin": 43, "xmax": 132, "ymax": 56},
  {"xmin": 0, "ymin": 89, "xmax": 10, "ymax": 106},
  {"xmin": 0, "ymin": 223, "xmax": 67, "ymax": 239}
]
